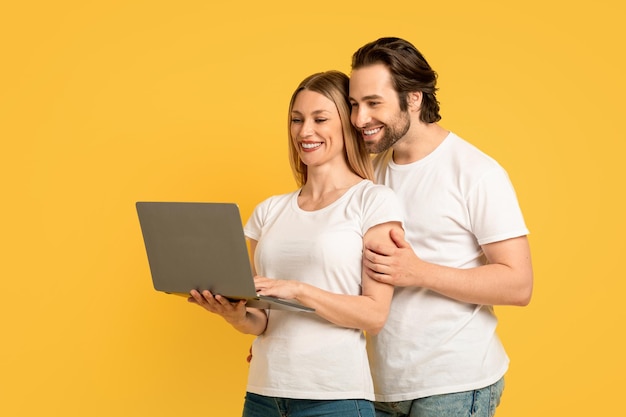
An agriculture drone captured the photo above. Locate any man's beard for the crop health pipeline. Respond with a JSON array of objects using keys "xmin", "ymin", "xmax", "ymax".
[{"xmin": 364, "ymin": 110, "xmax": 411, "ymax": 154}]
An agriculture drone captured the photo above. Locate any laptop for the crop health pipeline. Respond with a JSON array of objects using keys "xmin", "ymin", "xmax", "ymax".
[{"xmin": 136, "ymin": 202, "xmax": 314, "ymax": 312}]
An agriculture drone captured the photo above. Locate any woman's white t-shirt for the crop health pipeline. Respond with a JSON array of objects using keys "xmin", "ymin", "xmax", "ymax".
[{"xmin": 244, "ymin": 179, "xmax": 402, "ymax": 400}]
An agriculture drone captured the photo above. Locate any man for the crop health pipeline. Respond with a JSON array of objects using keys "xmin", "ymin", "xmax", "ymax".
[{"xmin": 348, "ymin": 37, "xmax": 533, "ymax": 417}]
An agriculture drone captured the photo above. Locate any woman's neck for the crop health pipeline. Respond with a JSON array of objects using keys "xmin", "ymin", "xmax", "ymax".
[{"xmin": 298, "ymin": 167, "xmax": 362, "ymax": 211}]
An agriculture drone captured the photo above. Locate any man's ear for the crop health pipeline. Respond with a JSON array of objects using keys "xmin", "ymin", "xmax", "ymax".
[{"xmin": 408, "ymin": 91, "xmax": 423, "ymax": 111}]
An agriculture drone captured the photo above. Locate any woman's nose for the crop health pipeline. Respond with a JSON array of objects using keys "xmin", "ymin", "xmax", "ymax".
[{"xmin": 300, "ymin": 119, "xmax": 314, "ymax": 137}]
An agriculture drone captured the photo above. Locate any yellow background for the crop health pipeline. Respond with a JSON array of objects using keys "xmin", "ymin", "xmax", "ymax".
[{"xmin": 1, "ymin": 1, "xmax": 624, "ymax": 415}]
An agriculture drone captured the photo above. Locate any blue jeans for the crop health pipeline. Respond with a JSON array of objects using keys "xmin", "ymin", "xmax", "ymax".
[
  {"xmin": 242, "ymin": 392, "xmax": 375, "ymax": 417},
  {"xmin": 374, "ymin": 377, "xmax": 505, "ymax": 417}
]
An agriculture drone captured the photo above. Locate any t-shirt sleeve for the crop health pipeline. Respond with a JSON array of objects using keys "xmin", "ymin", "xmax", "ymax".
[
  {"xmin": 360, "ymin": 184, "xmax": 404, "ymax": 234},
  {"xmin": 468, "ymin": 167, "xmax": 529, "ymax": 245},
  {"xmin": 244, "ymin": 198, "xmax": 270, "ymax": 241}
]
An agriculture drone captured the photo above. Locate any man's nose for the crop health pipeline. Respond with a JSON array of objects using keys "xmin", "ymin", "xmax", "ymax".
[{"xmin": 352, "ymin": 106, "xmax": 370, "ymax": 128}]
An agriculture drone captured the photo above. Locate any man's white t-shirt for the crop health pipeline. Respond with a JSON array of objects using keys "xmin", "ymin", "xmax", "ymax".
[
  {"xmin": 244, "ymin": 179, "xmax": 403, "ymax": 400},
  {"xmin": 368, "ymin": 132, "xmax": 529, "ymax": 401}
]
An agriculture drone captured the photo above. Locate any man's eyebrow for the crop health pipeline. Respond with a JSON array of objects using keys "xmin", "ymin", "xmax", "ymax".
[{"xmin": 349, "ymin": 94, "xmax": 384, "ymax": 101}]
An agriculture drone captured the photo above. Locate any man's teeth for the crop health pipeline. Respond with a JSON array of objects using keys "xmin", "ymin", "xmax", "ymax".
[
  {"xmin": 364, "ymin": 127, "xmax": 381, "ymax": 136},
  {"xmin": 302, "ymin": 143, "xmax": 322, "ymax": 149}
]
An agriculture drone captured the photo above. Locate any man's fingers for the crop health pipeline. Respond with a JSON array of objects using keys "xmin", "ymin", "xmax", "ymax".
[
  {"xmin": 365, "ymin": 240, "xmax": 389, "ymax": 255},
  {"xmin": 364, "ymin": 248, "xmax": 378, "ymax": 263},
  {"xmin": 390, "ymin": 227, "xmax": 410, "ymax": 249},
  {"xmin": 365, "ymin": 267, "xmax": 390, "ymax": 283},
  {"xmin": 364, "ymin": 248, "xmax": 390, "ymax": 269}
]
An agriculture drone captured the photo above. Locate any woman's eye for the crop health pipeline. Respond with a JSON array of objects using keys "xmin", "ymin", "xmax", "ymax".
[
  {"xmin": 291, "ymin": 118, "xmax": 302, "ymax": 123},
  {"xmin": 315, "ymin": 118, "xmax": 327, "ymax": 123}
]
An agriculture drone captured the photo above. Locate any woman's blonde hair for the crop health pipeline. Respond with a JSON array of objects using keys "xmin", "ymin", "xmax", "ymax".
[{"xmin": 287, "ymin": 71, "xmax": 374, "ymax": 187}]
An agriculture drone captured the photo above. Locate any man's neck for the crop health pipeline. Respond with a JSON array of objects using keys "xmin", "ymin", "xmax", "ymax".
[{"xmin": 392, "ymin": 122, "xmax": 449, "ymax": 165}]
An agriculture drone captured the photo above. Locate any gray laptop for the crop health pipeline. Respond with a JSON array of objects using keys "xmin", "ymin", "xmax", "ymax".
[{"xmin": 136, "ymin": 202, "xmax": 314, "ymax": 312}]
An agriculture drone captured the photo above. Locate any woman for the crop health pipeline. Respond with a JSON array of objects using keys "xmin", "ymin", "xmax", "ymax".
[{"xmin": 189, "ymin": 71, "xmax": 403, "ymax": 417}]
